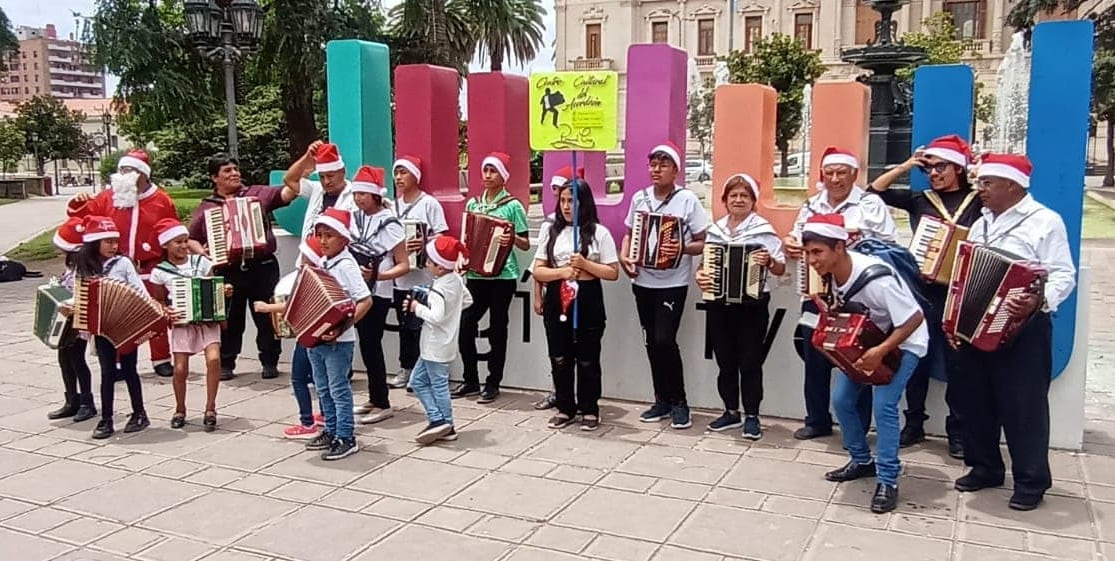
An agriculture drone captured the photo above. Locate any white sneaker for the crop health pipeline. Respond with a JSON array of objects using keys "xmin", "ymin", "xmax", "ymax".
[
  {"xmin": 359, "ymin": 407, "xmax": 394, "ymax": 425},
  {"xmin": 387, "ymin": 369, "xmax": 411, "ymax": 389},
  {"xmin": 353, "ymin": 402, "xmax": 374, "ymax": 414}
]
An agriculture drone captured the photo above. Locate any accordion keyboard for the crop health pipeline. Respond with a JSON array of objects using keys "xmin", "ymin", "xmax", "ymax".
[
  {"xmin": 700, "ymin": 244, "xmax": 723, "ymax": 301},
  {"xmin": 910, "ymin": 217, "xmax": 945, "ymax": 268},
  {"xmin": 205, "ymin": 208, "xmax": 229, "ymax": 266}
]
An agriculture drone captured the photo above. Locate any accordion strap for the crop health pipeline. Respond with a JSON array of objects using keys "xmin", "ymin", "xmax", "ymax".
[
  {"xmin": 832, "ymin": 264, "xmax": 894, "ymax": 312},
  {"xmin": 395, "ymin": 193, "xmax": 425, "ymax": 220},
  {"xmin": 924, "ymin": 190, "xmax": 979, "ymax": 225}
]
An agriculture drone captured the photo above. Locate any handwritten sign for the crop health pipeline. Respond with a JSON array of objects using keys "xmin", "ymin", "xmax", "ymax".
[{"xmin": 529, "ymin": 71, "xmax": 619, "ymax": 151}]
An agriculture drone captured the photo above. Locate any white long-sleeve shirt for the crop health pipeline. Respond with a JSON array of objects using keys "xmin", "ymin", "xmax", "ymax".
[
  {"xmin": 415, "ymin": 272, "xmax": 473, "ymax": 363},
  {"xmin": 103, "ymin": 255, "xmax": 148, "ymax": 294},
  {"xmin": 790, "ymin": 185, "xmax": 898, "ymax": 243},
  {"xmin": 968, "ymin": 194, "xmax": 1076, "ymax": 312}
]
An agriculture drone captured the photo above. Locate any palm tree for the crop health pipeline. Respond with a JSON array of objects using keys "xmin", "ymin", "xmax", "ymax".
[
  {"xmin": 467, "ymin": 0, "xmax": 546, "ymax": 72},
  {"xmin": 388, "ymin": 0, "xmax": 474, "ymax": 75}
]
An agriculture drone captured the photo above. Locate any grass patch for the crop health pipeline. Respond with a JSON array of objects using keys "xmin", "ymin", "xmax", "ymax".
[
  {"xmin": 0, "ymin": 198, "xmax": 19, "ymax": 206},
  {"xmin": 165, "ymin": 187, "xmax": 210, "ymax": 221},
  {"xmin": 1084, "ymin": 197, "xmax": 1115, "ymax": 239},
  {"xmin": 6, "ymin": 229, "xmax": 58, "ymax": 262}
]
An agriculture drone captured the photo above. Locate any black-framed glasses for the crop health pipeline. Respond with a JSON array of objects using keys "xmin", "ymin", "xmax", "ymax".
[{"xmin": 922, "ymin": 162, "xmax": 953, "ymax": 174}]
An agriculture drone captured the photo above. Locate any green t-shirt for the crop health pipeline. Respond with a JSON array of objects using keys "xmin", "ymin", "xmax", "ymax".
[{"xmin": 465, "ymin": 189, "xmax": 530, "ymax": 280}]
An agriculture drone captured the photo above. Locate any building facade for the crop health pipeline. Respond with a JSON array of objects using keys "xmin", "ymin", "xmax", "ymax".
[{"xmin": 0, "ymin": 24, "xmax": 106, "ymax": 103}]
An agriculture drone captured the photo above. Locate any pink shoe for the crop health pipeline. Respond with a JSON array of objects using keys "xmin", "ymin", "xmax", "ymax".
[
  {"xmin": 283, "ymin": 424, "xmax": 319, "ymax": 439},
  {"xmin": 313, "ymin": 413, "xmax": 325, "ymax": 426}
]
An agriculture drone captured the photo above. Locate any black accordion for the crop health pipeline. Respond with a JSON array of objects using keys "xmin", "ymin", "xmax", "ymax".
[{"xmin": 701, "ymin": 243, "xmax": 767, "ymax": 303}]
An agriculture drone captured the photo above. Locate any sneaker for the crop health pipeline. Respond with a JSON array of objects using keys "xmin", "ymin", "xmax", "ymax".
[
  {"xmin": 123, "ymin": 412, "xmax": 150, "ymax": 433},
  {"xmin": 547, "ymin": 414, "xmax": 576, "ymax": 429},
  {"xmin": 305, "ymin": 431, "xmax": 334, "ymax": 451},
  {"xmin": 92, "ymin": 419, "xmax": 114, "ymax": 439},
  {"xmin": 639, "ymin": 401, "xmax": 672, "ymax": 422},
  {"xmin": 283, "ymin": 424, "xmax": 320, "ymax": 440},
  {"xmin": 451, "ymin": 384, "xmax": 481, "ymax": 399},
  {"xmin": 415, "ymin": 421, "xmax": 453, "ymax": 445},
  {"xmin": 438, "ymin": 427, "xmax": 459, "ymax": 441},
  {"xmin": 359, "ymin": 407, "xmax": 395, "ymax": 425},
  {"xmin": 154, "ymin": 363, "xmax": 174, "ymax": 378},
  {"xmin": 670, "ymin": 403, "xmax": 692, "ymax": 430},
  {"xmin": 707, "ymin": 411, "xmax": 743, "ymax": 432},
  {"xmin": 313, "ymin": 413, "xmax": 325, "ymax": 426},
  {"xmin": 742, "ymin": 416, "xmax": 762, "ymax": 440},
  {"xmin": 322, "ymin": 437, "xmax": 359, "ymax": 461},
  {"xmin": 353, "ymin": 402, "xmax": 374, "ymax": 414},
  {"xmin": 387, "ymin": 369, "xmax": 411, "ymax": 389},
  {"xmin": 477, "ymin": 388, "xmax": 500, "ymax": 404}
]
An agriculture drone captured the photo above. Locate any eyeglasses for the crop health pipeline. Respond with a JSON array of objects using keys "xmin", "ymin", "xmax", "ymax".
[{"xmin": 922, "ymin": 162, "xmax": 953, "ymax": 174}]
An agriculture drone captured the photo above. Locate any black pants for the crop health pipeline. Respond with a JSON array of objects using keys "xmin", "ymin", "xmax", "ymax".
[
  {"xmin": 632, "ymin": 284, "xmax": 688, "ymax": 405},
  {"xmin": 94, "ymin": 336, "xmax": 144, "ymax": 421},
  {"xmin": 800, "ymin": 299, "xmax": 872, "ymax": 431},
  {"xmin": 708, "ymin": 298, "xmax": 768, "ymax": 415},
  {"xmin": 954, "ymin": 313, "xmax": 1053, "ymax": 498},
  {"xmin": 355, "ymin": 295, "xmax": 393, "ymax": 409},
  {"xmin": 58, "ymin": 325, "xmax": 93, "ymax": 399},
  {"xmin": 903, "ymin": 286, "xmax": 963, "ymax": 438},
  {"xmin": 393, "ymin": 288, "xmax": 422, "ymax": 370},
  {"xmin": 219, "ymin": 259, "xmax": 282, "ymax": 370},
  {"xmin": 544, "ymin": 279, "xmax": 605, "ymax": 417},
  {"xmin": 460, "ymin": 279, "xmax": 517, "ymax": 390}
]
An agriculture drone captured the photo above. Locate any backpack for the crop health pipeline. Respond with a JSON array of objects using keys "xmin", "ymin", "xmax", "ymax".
[
  {"xmin": 847, "ymin": 238, "xmax": 933, "ymax": 314},
  {"xmin": 0, "ymin": 257, "xmax": 42, "ymax": 282}
]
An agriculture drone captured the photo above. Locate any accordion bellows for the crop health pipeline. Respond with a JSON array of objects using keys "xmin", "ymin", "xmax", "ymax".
[
  {"xmin": 701, "ymin": 243, "xmax": 767, "ymax": 303},
  {"xmin": 403, "ymin": 220, "xmax": 430, "ymax": 269},
  {"xmin": 628, "ymin": 212, "xmax": 682, "ymax": 270},
  {"xmin": 169, "ymin": 277, "xmax": 227, "ymax": 324},
  {"xmin": 943, "ymin": 241, "xmax": 1047, "ymax": 352},
  {"xmin": 73, "ymin": 277, "xmax": 168, "ymax": 355},
  {"xmin": 205, "ymin": 197, "xmax": 268, "ymax": 266},
  {"xmin": 811, "ymin": 311, "xmax": 902, "ymax": 385},
  {"xmin": 462, "ymin": 212, "xmax": 513, "ymax": 276},
  {"xmin": 283, "ymin": 266, "xmax": 356, "ymax": 348}
]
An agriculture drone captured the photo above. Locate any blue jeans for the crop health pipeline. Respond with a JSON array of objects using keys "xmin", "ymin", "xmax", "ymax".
[
  {"xmin": 290, "ymin": 344, "xmax": 313, "ymax": 427},
  {"xmin": 833, "ymin": 350, "xmax": 920, "ymax": 487},
  {"xmin": 411, "ymin": 358, "xmax": 453, "ymax": 426},
  {"xmin": 307, "ymin": 341, "xmax": 355, "ymax": 439}
]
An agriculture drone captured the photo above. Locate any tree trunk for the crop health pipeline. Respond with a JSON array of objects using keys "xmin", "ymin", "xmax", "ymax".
[
  {"xmin": 283, "ymin": 82, "xmax": 319, "ymax": 161},
  {"xmin": 1105, "ymin": 119, "xmax": 1114, "ymax": 188},
  {"xmin": 490, "ymin": 45, "xmax": 503, "ymax": 72},
  {"xmin": 778, "ymin": 139, "xmax": 790, "ymax": 178}
]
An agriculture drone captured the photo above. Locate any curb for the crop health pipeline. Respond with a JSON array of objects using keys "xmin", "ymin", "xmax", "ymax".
[
  {"xmin": 0, "ymin": 222, "xmax": 60, "ymax": 257},
  {"xmin": 1087, "ymin": 190, "xmax": 1115, "ymax": 213}
]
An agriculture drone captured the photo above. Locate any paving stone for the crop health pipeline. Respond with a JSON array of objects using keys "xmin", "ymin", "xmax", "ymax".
[
  {"xmin": 0, "ymin": 459, "xmax": 126, "ymax": 503},
  {"xmin": 583, "ymin": 534, "xmax": 658, "ymax": 561},
  {"xmin": 525, "ymin": 433, "xmax": 641, "ymax": 470},
  {"xmin": 958, "ymin": 522, "xmax": 1029, "ymax": 550},
  {"xmin": 0, "ymin": 527, "xmax": 73, "ymax": 561},
  {"xmin": 43, "ymin": 517, "xmax": 123, "ymax": 546},
  {"xmin": 316, "ymin": 488, "xmax": 381, "ymax": 512},
  {"xmin": 136, "ymin": 536, "xmax": 215, "ymax": 561},
  {"xmin": 822, "ymin": 502, "xmax": 890, "ymax": 530},
  {"xmin": 961, "ymin": 490, "xmax": 1095, "ymax": 539},
  {"xmin": 451, "ymin": 472, "xmax": 585, "ymax": 521},
  {"xmin": 802, "ymin": 522, "xmax": 951, "ymax": 561},
  {"xmin": 196, "ymin": 551, "xmax": 270, "ymax": 561},
  {"xmin": 467, "ymin": 515, "xmax": 540, "ymax": 542},
  {"xmin": 91, "ymin": 526, "xmax": 166, "ymax": 556},
  {"xmin": 34, "ymin": 439, "xmax": 99, "ymax": 459},
  {"xmin": 59, "ymin": 474, "xmax": 209, "ymax": 523},
  {"xmin": 1027, "ymin": 532, "xmax": 1097, "ymax": 560},
  {"xmin": 453, "ymin": 450, "xmax": 511, "ymax": 470},
  {"xmin": 142, "ymin": 490, "xmax": 296, "ymax": 546},
  {"xmin": 648, "ymin": 479, "xmax": 711, "ymax": 501},
  {"xmin": 649, "ymin": 545, "xmax": 722, "ymax": 561},
  {"xmin": 183, "ymin": 433, "xmax": 299, "ymax": 471},
  {"xmin": 954, "ymin": 543, "xmax": 1075, "ymax": 561},
  {"xmin": 720, "ymin": 455, "xmax": 836, "ymax": 501},
  {"xmin": 262, "ymin": 449, "xmax": 394, "ymax": 486},
  {"xmin": 361, "ymin": 496, "xmax": 432, "ymax": 521},
  {"xmin": 555, "ymin": 488, "xmax": 694, "ymax": 542},
  {"xmin": 759, "ymin": 495, "xmax": 826, "ymax": 518},
  {"xmin": 525, "ymin": 524, "xmax": 596, "ymax": 553},
  {"xmin": 351, "ymin": 524, "xmax": 509, "ymax": 561},
  {"xmin": 2, "ymin": 506, "xmax": 78, "ymax": 533},
  {"xmin": 500, "ymin": 458, "xmax": 558, "ymax": 477},
  {"xmin": 501, "ymin": 546, "xmax": 583, "ymax": 561},
  {"xmin": 597, "ymin": 472, "xmax": 657, "ymax": 493},
  {"xmin": 416, "ymin": 506, "xmax": 486, "ymax": 532},
  {"xmin": 0, "ymin": 497, "xmax": 35, "ymax": 520},
  {"xmin": 889, "ymin": 513, "xmax": 955, "ymax": 539},
  {"xmin": 545, "ymin": 464, "xmax": 605, "ymax": 485},
  {"xmin": 671, "ymin": 504, "xmax": 813, "ymax": 561},
  {"xmin": 5, "ymin": 433, "xmax": 63, "ymax": 452},
  {"xmin": 144, "ymin": 458, "xmax": 208, "ymax": 480},
  {"xmin": 185, "ymin": 466, "xmax": 248, "ymax": 488},
  {"xmin": 617, "ymin": 446, "xmax": 736, "ymax": 485},
  {"xmin": 351, "ymin": 456, "xmax": 485, "ymax": 503},
  {"xmin": 224, "ymin": 473, "xmax": 289, "ymax": 495},
  {"xmin": 266, "ymin": 480, "xmax": 335, "ymax": 503},
  {"xmin": 237, "ymin": 505, "xmax": 398, "ymax": 561}
]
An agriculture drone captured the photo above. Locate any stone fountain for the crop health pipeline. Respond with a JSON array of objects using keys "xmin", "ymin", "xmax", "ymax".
[{"xmin": 840, "ymin": 0, "xmax": 927, "ymax": 180}]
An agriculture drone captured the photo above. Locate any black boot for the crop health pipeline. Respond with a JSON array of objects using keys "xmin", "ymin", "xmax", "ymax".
[
  {"xmin": 899, "ymin": 423, "xmax": 926, "ymax": 448},
  {"xmin": 72, "ymin": 393, "xmax": 97, "ymax": 423},
  {"xmin": 48, "ymin": 393, "xmax": 79, "ymax": 420}
]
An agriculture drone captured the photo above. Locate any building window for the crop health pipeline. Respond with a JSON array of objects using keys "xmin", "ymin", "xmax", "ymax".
[
  {"xmin": 945, "ymin": 0, "xmax": 983, "ymax": 39},
  {"xmin": 652, "ymin": 21, "xmax": 669, "ymax": 43},
  {"xmin": 35, "ymin": 87, "xmax": 39, "ymax": 93},
  {"xmin": 744, "ymin": 16, "xmax": 763, "ymax": 53},
  {"xmin": 794, "ymin": 13, "xmax": 814, "ymax": 49},
  {"xmin": 586, "ymin": 23, "xmax": 602, "ymax": 59},
  {"xmin": 697, "ymin": 19, "xmax": 715, "ymax": 55},
  {"xmin": 33, "ymin": 51, "xmax": 37, "ymax": 58}
]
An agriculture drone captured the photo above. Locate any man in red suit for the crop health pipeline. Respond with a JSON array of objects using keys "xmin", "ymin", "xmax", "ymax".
[{"xmin": 67, "ymin": 149, "xmax": 179, "ymax": 377}]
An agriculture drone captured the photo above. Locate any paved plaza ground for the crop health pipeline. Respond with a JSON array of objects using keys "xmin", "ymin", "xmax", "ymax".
[{"xmin": 2, "ymin": 212, "xmax": 1115, "ymax": 560}]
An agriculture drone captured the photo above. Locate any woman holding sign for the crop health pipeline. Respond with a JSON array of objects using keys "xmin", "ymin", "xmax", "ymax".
[{"xmin": 532, "ymin": 180, "xmax": 619, "ymax": 431}]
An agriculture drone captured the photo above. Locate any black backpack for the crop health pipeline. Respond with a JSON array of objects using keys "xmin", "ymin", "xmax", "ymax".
[{"xmin": 0, "ymin": 258, "xmax": 42, "ymax": 282}]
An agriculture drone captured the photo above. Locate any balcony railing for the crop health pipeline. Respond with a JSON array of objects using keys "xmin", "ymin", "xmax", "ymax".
[
  {"xmin": 570, "ymin": 58, "xmax": 614, "ymax": 71},
  {"xmin": 961, "ymin": 38, "xmax": 995, "ymax": 56},
  {"xmin": 695, "ymin": 55, "xmax": 717, "ymax": 68}
]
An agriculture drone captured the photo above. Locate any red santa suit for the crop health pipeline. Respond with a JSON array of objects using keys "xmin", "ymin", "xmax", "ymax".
[{"xmin": 67, "ymin": 150, "xmax": 178, "ymax": 368}]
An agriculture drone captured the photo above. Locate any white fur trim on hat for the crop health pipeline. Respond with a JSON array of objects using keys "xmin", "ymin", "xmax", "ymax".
[
  {"xmin": 978, "ymin": 162, "xmax": 1030, "ymax": 188},
  {"xmin": 117, "ymin": 155, "xmax": 151, "ymax": 177},
  {"xmin": 313, "ymin": 214, "xmax": 353, "ymax": 240},
  {"xmin": 821, "ymin": 153, "xmax": 858, "ymax": 169},
  {"xmin": 650, "ymin": 144, "xmax": 681, "ymax": 168},
  {"xmin": 52, "ymin": 232, "xmax": 81, "ymax": 252},
  {"xmin": 426, "ymin": 239, "xmax": 456, "ymax": 269},
  {"xmin": 393, "ymin": 159, "xmax": 422, "ymax": 183},
  {"xmin": 82, "ymin": 230, "xmax": 120, "ymax": 243},
  {"xmin": 316, "ymin": 159, "xmax": 345, "ymax": 173},
  {"xmin": 923, "ymin": 147, "xmax": 968, "ymax": 168},
  {"xmin": 802, "ymin": 222, "xmax": 849, "ymax": 241},
  {"xmin": 351, "ymin": 181, "xmax": 384, "ymax": 196},
  {"xmin": 481, "ymin": 156, "xmax": 510, "ymax": 182},
  {"xmin": 724, "ymin": 173, "xmax": 760, "ymax": 199},
  {"xmin": 299, "ymin": 242, "xmax": 323, "ymax": 266},
  {"xmin": 158, "ymin": 225, "xmax": 189, "ymax": 246},
  {"xmin": 550, "ymin": 174, "xmax": 568, "ymax": 188}
]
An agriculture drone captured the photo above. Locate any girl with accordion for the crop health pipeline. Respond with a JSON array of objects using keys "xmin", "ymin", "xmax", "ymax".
[
  {"xmin": 50, "ymin": 217, "xmax": 97, "ymax": 424},
  {"xmin": 531, "ymin": 179, "xmax": 619, "ymax": 431},
  {"xmin": 694, "ymin": 174, "xmax": 786, "ymax": 440},
  {"xmin": 72, "ymin": 216, "xmax": 151, "ymax": 439}
]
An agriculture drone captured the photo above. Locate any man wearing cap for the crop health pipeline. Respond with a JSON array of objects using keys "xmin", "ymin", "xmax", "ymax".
[
  {"xmin": 784, "ymin": 146, "xmax": 899, "ymax": 441},
  {"xmin": 949, "ymin": 153, "xmax": 1075, "ymax": 511},
  {"xmin": 67, "ymin": 149, "xmax": 179, "ymax": 378},
  {"xmin": 282, "ymin": 140, "xmax": 358, "ymax": 242},
  {"xmin": 868, "ymin": 135, "xmax": 982, "ymax": 457},
  {"xmin": 188, "ymin": 153, "xmax": 302, "ymax": 380},
  {"xmin": 619, "ymin": 141, "xmax": 709, "ymax": 430}
]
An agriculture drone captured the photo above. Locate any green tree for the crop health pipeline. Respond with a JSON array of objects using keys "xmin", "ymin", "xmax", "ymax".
[
  {"xmin": 1005, "ymin": 0, "xmax": 1084, "ymax": 28},
  {"xmin": 897, "ymin": 11, "xmax": 966, "ymax": 81},
  {"xmin": 1092, "ymin": 10, "xmax": 1115, "ymax": 185},
  {"xmin": 0, "ymin": 119, "xmax": 25, "ymax": 176},
  {"xmin": 388, "ymin": 0, "xmax": 473, "ymax": 74},
  {"xmin": 724, "ymin": 33, "xmax": 825, "ymax": 176},
  {"xmin": 687, "ymin": 78, "xmax": 715, "ymax": 161},
  {"xmin": 13, "ymin": 96, "xmax": 85, "ymax": 175},
  {"xmin": 0, "ymin": 7, "xmax": 18, "ymax": 55},
  {"xmin": 467, "ymin": 0, "xmax": 546, "ymax": 71}
]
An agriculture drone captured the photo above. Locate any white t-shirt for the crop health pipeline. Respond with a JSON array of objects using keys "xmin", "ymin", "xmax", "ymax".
[
  {"xmin": 320, "ymin": 248, "xmax": 372, "ymax": 343},
  {"xmin": 624, "ymin": 185, "xmax": 709, "ymax": 288},
  {"xmin": 352, "ymin": 208, "xmax": 406, "ymax": 299},
  {"xmin": 790, "ymin": 186, "xmax": 898, "ymax": 243},
  {"xmin": 149, "ymin": 254, "xmax": 215, "ymax": 308},
  {"xmin": 297, "ymin": 178, "xmax": 357, "ymax": 240},
  {"xmin": 834, "ymin": 252, "xmax": 929, "ymax": 357},
  {"xmin": 704, "ymin": 213, "xmax": 786, "ymax": 294},
  {"xmin": 393, "ymin": 193, "xmax": 449, "ymax": 291},
  {"xmin": 533, "ymin": 222, "xmax": 619, "ymax": 268},
  {"xmin": 415, "ymin": 271, "xmax": 474, "ymax": 363}
]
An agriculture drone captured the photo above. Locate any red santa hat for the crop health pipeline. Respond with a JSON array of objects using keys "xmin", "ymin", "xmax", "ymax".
[
  {"xmin": 351, "ymin": 165, "xmax": 386, "ymax": 196},
  {"xmin": 299, "ymin": 235, "xmax": 325, "ymax": 267},
  {"xmin": 923, "ymin": 134, "xmax": 972, "ymax": 168},
  {"xmin": 53, "ymin": 216, "xmax": 85, "ymax": 252},
  {"xmin": 313, "ymin": 207, "xmax": 353, "ymax": 241},
  {"xmin": 648, "ymin": 142, "xmax": 682, "ymax": 169},
  {"xmin": 426, "ymin": 235, "xmax": 469, "ymax": 270},
  {"xmin": 820, "ymin": 146, "xmax": 859, "ymax": 170},
  {"xmin": 155, "ymin": 218, "xmax": 189, "ymax": 246},
  {"xmin": 117, "ymin": 149, "xmax": 152, "ymax": 178},
  {"xmin": 314, "ymin": 143, "xmax": 345, "ymax": 174},
  {"xmin": 81, "ymin": 215, "xmax": 120, "ymax": 243},
  {"xmin": 481, "ymin": 152, "xmax": 512, "ymax": 182},
  {"xmin": 393, "ymin": 155, "xmax": 422, "ymax": 184},
  {"xmin": 977, "ymin": 153, "xmax": 1032, "ymax": 188},
  {"xmin": 550, "ymin": 165, "xmax": 586, "ymax": 188},
  {"xmin": 802, "ymin": 213, "xmax": 849, "ymax": 241},
  {"xmin": 723, "ymin": 173, "xmax": 760, "ymax": 199}
]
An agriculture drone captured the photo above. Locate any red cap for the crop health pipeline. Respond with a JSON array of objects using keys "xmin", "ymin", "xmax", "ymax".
[
  {"xmin": 53, "ymin": 216, "xmax": 85, "ymax": 252},
  {"xmin": 977, "ymin": 153, "xmax": 1033, "ymax": 188},
  {"xmin": 313, "ymin": 207, "xmax": 353, "ymax": 240},
  {"xmin": 81, "ymin": 215, "xmax": 120, "ymax": 243},
  {"xmin": 352, "ymin": 165, "xmax": 386, "ymax": 196},
  {"xmin": 481, "ymin": 152, "xmax": 512, "ymax": 182},
  {"xmin": 314, "ymin": 143, "xmax": 345, "ymax": 173},
  {"xmin": 820, "ymin": 146, "xmax": 859, "ymax": 169},
  {"xmin": 802, "ymin": 213, "xmax": 848, "ymax": 241},
  {"xmin": 393, "ymin": 155, "xmax": 423, "ymax": 184},
  {"xmin": 426, "ymin": 235, "xmax": 469, "ymax": 269},
  {"xmin": 923, "ymin": 134, "xmax": 972, "ymax": 168},
  {"xmin": 155, "ymin": 218, "xmax": 189, "ymax": 246}
]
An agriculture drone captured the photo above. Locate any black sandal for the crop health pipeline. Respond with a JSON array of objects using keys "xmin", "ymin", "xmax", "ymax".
[
  {"xmin": 580, "ymin": 415, "xmax": 600, "ymax": 432},
  {"xmin": 547, "ymin": 414, "xmax": 575, "ymax": 429},
  {"xmin": 170, "ymin": 412, "xmax": 186, "ymax": 429},
  {"xmin": 203, "ymin": 411, "xmax": 217, "ymax": 432}
]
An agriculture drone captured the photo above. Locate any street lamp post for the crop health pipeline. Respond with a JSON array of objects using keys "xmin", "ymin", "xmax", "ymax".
[
  {"xmin": 29, "ymin": 132, "xmax": 40, "ymax": 176},
  {"xmin": 183, "ymin": 0, "xmax": 264, "ymax": 159}
]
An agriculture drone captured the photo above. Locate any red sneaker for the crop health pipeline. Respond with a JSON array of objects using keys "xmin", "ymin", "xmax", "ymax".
[
  {"xmin": 313, "ymin": 413, "xmax": 325, "ymax": 427},
  {"xmin": 283, "ymin": 424, "xmax": 319, "ymax": 440}
]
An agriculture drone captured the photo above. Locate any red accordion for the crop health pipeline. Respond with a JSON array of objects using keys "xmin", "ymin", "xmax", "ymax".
[
  {"xmin": 943, "ymin": 241, "xmax": 1046, "ymax": 352},
  {"xmin": 205, "ymin": 196, "xmax": 268, "ymax": 266},
  {"xmin": 811, "ymin": 307, "xmax": 901, "ymax": 385},
  {"xmin": 73, "ymin": 277, "xmax": 169, "ymax": 355},
  {"xmin": 628, "ymin": 212, "xmax": 682, "ymax": 270},
  {"xmin": 283, "ymin": 266, "xmax": 357, "ymax": 348},
  {"xmin": 462, "ymin": 212, "xmax": 514, "ymax": 276}
]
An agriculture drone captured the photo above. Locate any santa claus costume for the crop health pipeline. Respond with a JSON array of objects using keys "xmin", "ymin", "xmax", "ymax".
[{"xmin": 66, "ymin": 149, "xmax": 179, "ymax": 377}]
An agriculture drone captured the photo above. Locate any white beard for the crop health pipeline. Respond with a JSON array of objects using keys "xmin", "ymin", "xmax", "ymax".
[{"xmin": 110, "ymin": 172, "xmax": 140, "ymax": 208}]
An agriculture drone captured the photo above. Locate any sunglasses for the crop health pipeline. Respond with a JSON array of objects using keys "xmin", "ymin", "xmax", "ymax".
[{"xmin": 921, "ymin": 161, "xmax": 954, "ymax": 174}]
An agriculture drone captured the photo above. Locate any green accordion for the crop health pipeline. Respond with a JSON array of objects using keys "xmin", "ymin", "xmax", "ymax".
[
  {"xmin": 169, "ymin": 277, "xmax": 227, "ymax": 324},
  {"xmin": 34, "ymin": 284, "xmax": 73, "ymax": 348}
]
